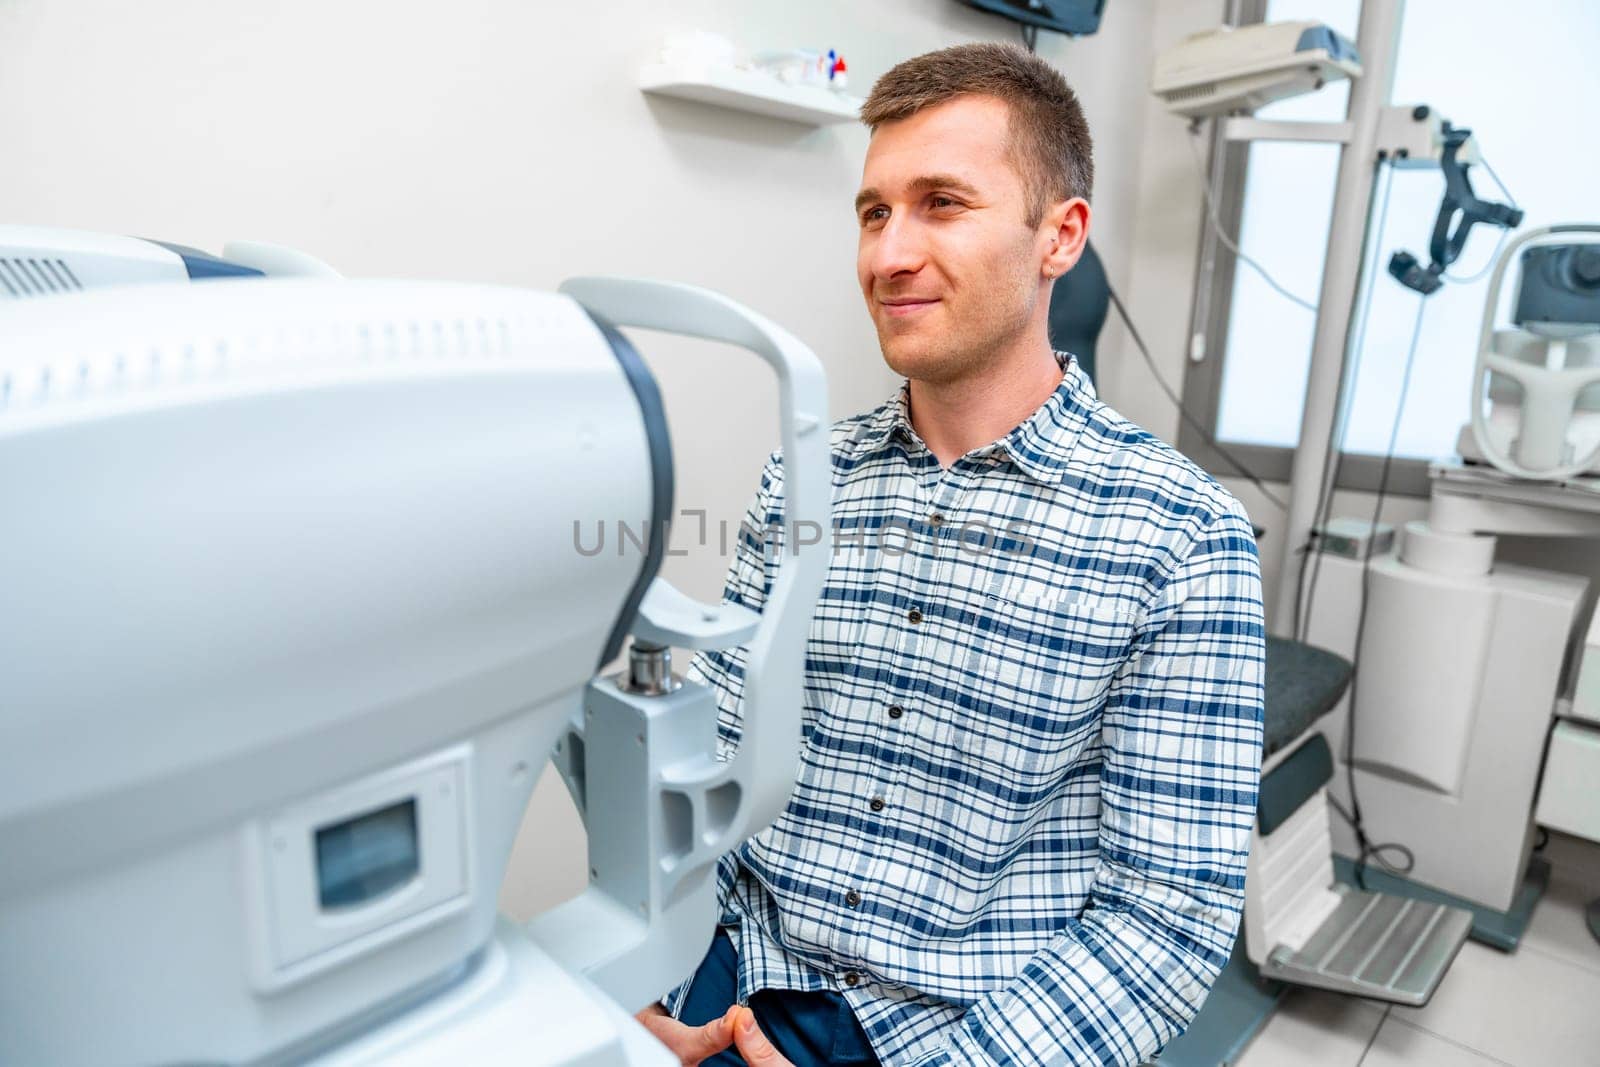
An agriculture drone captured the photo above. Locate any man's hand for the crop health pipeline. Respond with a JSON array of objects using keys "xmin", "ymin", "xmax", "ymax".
[
  {"xmin": 732, "ymin": 1006, "xmax": 795, "ymax": 1067},
  {"xmin": 635, "ymin": 1003, "xmax": 739, "ymax": 1066}
]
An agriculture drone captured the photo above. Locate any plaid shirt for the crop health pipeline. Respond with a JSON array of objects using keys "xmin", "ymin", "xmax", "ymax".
[{"xmin": 667, "ymin": 355, "xmax": 1265, "ymax": 1066}]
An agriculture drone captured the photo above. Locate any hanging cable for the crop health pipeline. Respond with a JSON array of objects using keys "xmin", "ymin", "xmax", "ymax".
[
  {"xmin": 1298, "ymin": 151, "xmax": 1517, "ymax": 640},
  {"xmin": 1340, "ymin": 293, "xmax": 1430, "ymax": 887},
  {"xmin": 1478, "ymin": 156, "xmax": 1516, "ymax": 209},
  {"xmin": 1444, "ymin": 229, "xmax": 1510, "ymax": 285},
  {"xmin": 1295, "ymin": 161, "xmax": 1398, "ymax": 642},
  {"xmin": 1185, "ymin": 124, "xmax": 1320, "ymax": 313},
  {"xmin": 1276, "ymin": 156, "xmax": 1418, "ymax": 882},
  {"xmin": 1101, "ymin": 262, "xmax": 1289, "ymax": 511}
]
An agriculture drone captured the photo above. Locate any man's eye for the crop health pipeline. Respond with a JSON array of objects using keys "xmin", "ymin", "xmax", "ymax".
[
  {"xmin": 931, "ymin": 195, "xmax": 961, "ymax": 210},
  {"xmin": 861, "ymin": 206, "xmax": 889, "ymax": 225}
]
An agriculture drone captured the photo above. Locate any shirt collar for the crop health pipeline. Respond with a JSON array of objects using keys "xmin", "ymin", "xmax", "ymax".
[{"xmin": 855, "ymin": 352, "xmax": 1096, "ymax": 485}]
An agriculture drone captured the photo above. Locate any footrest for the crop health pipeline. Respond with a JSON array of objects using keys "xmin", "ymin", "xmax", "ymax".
[{"xmin": 1259, "ymin": 885, "xmax": 1472, "ymax": 1007}]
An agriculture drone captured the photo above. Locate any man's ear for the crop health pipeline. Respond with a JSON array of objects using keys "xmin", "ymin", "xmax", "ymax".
[{"xmin": 1041, "ymin": 197, "xmax": 1091, "ymax": 280}]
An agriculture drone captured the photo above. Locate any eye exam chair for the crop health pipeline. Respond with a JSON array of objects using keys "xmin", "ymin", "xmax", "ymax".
[{"xmin": 1161, "ymin": 639, "xmax": 1474, "ymax": 1065}]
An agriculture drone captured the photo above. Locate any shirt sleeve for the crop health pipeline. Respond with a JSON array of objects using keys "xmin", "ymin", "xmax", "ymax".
[
  {"xmin": 683, "ymin": 449, "xmax": 786, "ymax": 760},
  {"xmin": 911, "ymin": 503, "xmax": 1266, "ymax": 1067}
]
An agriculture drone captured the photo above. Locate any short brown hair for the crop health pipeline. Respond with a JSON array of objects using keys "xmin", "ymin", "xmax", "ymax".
[{"xmin": 860, "ymin": 42, "xmax": 1093, "ymax": 226}]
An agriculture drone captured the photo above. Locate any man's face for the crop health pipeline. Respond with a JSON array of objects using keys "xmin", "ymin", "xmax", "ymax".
[{"xmin": 855, "ymin": 94, "xmax": 1047, "ymax": 385}]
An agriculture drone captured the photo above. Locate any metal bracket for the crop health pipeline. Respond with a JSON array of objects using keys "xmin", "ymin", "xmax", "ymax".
[{"xmin": 631, "ymin": 578, "xmax": 760, "ymax": 650}]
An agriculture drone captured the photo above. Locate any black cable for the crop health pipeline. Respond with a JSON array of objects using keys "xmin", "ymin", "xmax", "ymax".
[
  {"xmin": 1015, "ymin": 25, "xmax": 1285, "ymax": 510},
  {"xmin": 1019, "ymin": 15, "xmax": 1284, "ymax": 509},
  {"xmin": 1297, "ymin": 157, "xmax": 1517, "ymax": 885},
  {"xmin": 1296, "ymin": 162, "xmax": 1395, "ymax": 640},
  {"xmin": 1340, "ymin": 293, "xmax": 1430, "ymax": 889},
  {"xmin": 1186, "ymin": 125, "xmax": 1319, "ymax": 313},
  {"xmin": 1102, "ymin": 266, "xmax": 1289, "ymax": 511},
  {"xmin": 1295, "ymin": 160, "xmax": 1398, "ymax": 642}
]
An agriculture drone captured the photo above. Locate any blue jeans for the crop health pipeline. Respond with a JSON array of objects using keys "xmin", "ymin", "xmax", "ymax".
[{"xmin": 675, "ymin": 930, "xmax": 880, "ymax": 1066}]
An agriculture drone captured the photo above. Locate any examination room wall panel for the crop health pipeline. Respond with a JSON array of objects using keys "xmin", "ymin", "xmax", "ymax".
[{"xmin": 0, "ymin": 0, "xmax": 1160, "ymax": 920}]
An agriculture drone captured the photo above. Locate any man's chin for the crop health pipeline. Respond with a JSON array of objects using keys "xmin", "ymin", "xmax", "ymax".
[
  {"xmin": 879, "ymin": 335, "xmax": 956, "ymax": 383},
  {"xmin": 878, "ymin": 342, "xmax": 928, "ymax": 381}
]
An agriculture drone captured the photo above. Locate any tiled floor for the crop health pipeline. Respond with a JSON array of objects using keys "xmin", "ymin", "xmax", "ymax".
[{"xmin": 1232, "ymin": 836, "xmax": 1600, "ymax": 1067}]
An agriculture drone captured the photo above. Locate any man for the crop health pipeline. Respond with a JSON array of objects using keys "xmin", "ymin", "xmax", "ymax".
[{"xmin": 637, "ymin": 42, "xmax": 1265, "ymax": 1067}]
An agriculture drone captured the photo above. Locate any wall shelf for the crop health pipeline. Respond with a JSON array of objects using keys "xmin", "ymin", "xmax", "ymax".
[{"xmin": 639, "ymin": 63, "xmax": 861, "ymax": 126}]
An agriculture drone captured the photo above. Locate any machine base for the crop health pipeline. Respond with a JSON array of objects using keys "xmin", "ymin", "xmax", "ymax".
[
  {"xmin": 1157, "ymin": 938, "xmax": 1287, "ymax": 1067},
  {"xmin": 1332, "ymin": 854, "xmax": 1550, "ymax": 952}
]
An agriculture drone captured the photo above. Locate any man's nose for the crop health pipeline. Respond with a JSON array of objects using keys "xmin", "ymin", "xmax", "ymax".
[{"xmin": 867, "ymin": 215, "xmax": 925, "ymax": 280}]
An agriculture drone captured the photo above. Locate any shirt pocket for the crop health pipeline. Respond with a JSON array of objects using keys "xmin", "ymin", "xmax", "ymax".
[{"xmin": 954, "ymin": 580, "xmax": 1139, "ymax": 788}]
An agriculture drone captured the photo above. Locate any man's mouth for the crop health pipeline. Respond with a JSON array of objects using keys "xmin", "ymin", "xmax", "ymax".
[{"xmin": 879, "ymin": 297, "xmax": 940, "ymax": 318}]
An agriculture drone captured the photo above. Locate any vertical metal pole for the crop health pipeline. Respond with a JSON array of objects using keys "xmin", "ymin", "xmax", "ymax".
[{"xmin": 1269, "ymin": 0, "xmax": 1405, "ymax": 634}]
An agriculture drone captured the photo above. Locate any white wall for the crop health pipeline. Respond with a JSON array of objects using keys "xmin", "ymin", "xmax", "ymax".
[
  {"xmin": 1, "ymin": 0, "xmax": 1164, "ymax": 919},
  {"xmin": 1098, "ymin": 1, "xmax": 1219, "ymax": 443}
]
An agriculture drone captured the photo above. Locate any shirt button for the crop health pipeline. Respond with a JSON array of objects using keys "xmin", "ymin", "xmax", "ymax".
[
  {"xmin": 888, "ymin": 704, "xmax": 904, "ymax": 720},
  {"xmin": 844, "ymin": 972, "xmax": 861, "ymax": 987},
  {"xmin": 929, "ymin": 512, "xmax": 945, "ymax": 527},
  {"xmin": 907, "ymin": 607, "xmax": 923, "ymax": 625},
  {"xmin": 845, "ymin": 889, "xmax": 861, "ymax": 907},
  {"xmin": 869, "ymin": 796, "xmax": 886, "ymax": 812}
]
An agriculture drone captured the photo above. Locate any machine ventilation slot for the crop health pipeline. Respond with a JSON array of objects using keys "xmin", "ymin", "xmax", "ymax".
[
  {"xmin": 1166, "ymin": 83, "xmax": 1217, "ymax": 102},
  {"xmin": 0, "ymin": 258, "xmax": 82, "ymax": 297}
]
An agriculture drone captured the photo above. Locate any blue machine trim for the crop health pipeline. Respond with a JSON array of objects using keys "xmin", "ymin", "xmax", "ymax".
[
  {"xmin": 1294, "ymin": 24, "xmax": 1360, "ymax": 65},
  {"xmin": 146, "ymin": 239, "xmax": 265, "ymax": 280},
  {"xmin": 584, "ymin": 309, "xmax": 675, "ymax": 668},
  {"xmin": 1156, "ymin": 937, "xmax": 1286, "ymax": 1066}
]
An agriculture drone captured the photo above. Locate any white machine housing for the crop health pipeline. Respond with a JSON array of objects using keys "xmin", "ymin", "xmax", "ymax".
[
  {"xmin": 0, "ymin": 224, "xmax": 340, "ymax": 296},
  {"xmin": 1305, "ymin": 471, "xmax": 1595, "ymax": 915},
  {"xmin": 0, "ymin": 239, "xmax": 831, "ymax": 1065},
  {"xmin": 1151, "ymin": 20, "xmax": 1362, "ymax": 119}
]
